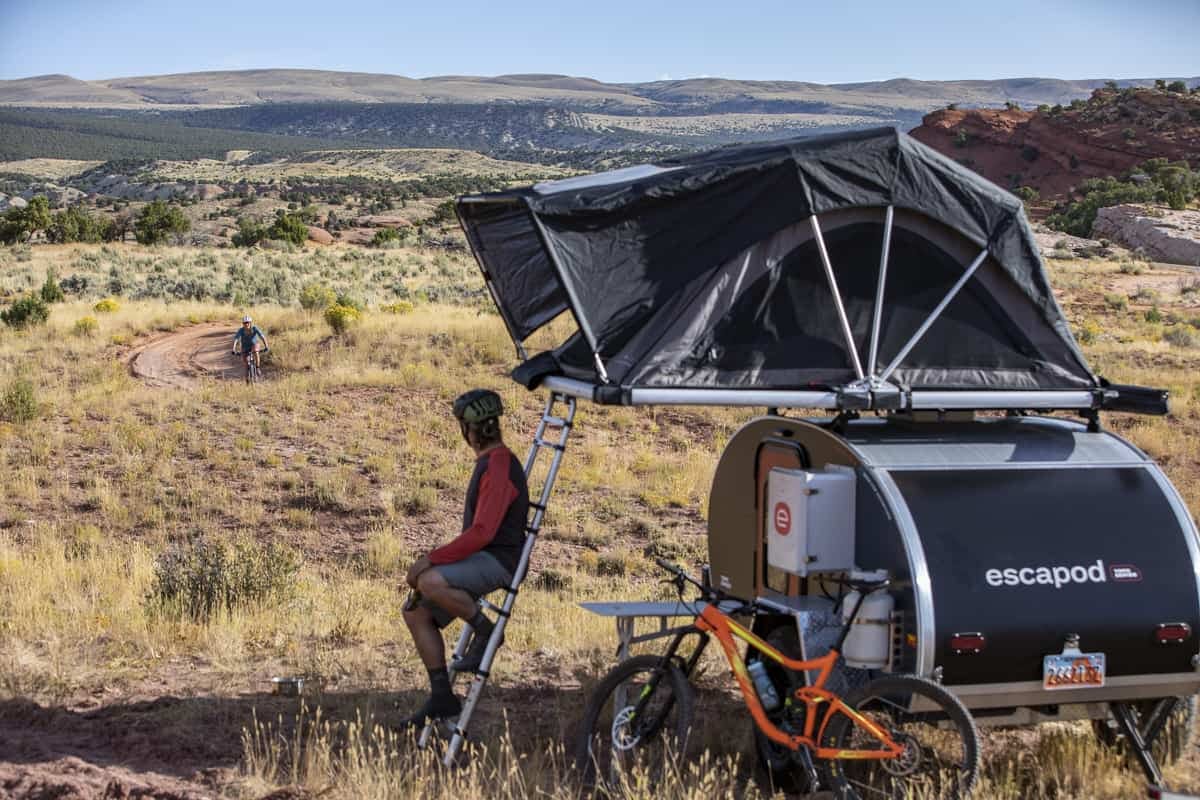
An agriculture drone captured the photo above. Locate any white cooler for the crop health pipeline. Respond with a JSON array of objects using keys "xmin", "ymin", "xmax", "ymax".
[{"xmin": 766, "ymin": 465, "xmax": 856, "ymax": 577}]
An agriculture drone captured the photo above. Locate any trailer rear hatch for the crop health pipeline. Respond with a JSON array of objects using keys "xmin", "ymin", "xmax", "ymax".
[{"xmin": 892, "ymin": 465, "xmax": 1200, "ymax": 699}]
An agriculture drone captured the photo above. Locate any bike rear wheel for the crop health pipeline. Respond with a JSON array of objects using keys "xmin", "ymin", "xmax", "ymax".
[
  {"xmin": 574, "ymin": 653, "xmax": 695, "ymax": 789},
  {"xmin": 819, "ymin": 674, "xmax": 980, "ymax": 800}
]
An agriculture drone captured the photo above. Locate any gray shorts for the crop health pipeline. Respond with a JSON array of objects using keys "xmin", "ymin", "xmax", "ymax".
[{"xmin": 417, "ymin": 551, "xmax": 513, "ymax": 629}]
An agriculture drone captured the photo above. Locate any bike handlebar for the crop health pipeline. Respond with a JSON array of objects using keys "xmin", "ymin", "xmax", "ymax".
[{"xmin": 654, "ymin": 558, "xmax": 753, "ymax": 610}]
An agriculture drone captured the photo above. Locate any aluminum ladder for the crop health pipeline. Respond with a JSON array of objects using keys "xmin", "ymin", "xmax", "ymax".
[{"xmin": 418, "ymin": 391, "xmax": 577, "ymax": 765}]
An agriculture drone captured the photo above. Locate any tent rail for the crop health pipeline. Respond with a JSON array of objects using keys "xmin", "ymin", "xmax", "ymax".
[{"xmin": 539, "ymin": 377, "xmax": 1102, "ymax": 411}]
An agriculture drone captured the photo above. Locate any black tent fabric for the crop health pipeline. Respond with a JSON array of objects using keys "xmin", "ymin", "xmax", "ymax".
[{"xmin": 457, "ymin": 127, "xmax": 1097, "ymax": 395}]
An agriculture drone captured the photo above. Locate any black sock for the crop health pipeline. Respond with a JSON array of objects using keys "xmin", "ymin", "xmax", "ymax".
[
  {"xmin": 468, "ymin": 611, "xmax": 493, "ymax": 636},
  {"xmin": 428, "ymin": 666, "xmax": 451, "ymax": 698}
]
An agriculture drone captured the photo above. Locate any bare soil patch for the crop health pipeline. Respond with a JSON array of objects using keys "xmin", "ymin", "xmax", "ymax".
[{"xmin": 127, "ymin": 322, "xmax": 249, "ymax": 388}]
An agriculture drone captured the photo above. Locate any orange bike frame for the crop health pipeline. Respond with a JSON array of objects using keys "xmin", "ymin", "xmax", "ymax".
[{"xmin": 695, "ymin": 603, "xmax": 903, "ymax": 761}]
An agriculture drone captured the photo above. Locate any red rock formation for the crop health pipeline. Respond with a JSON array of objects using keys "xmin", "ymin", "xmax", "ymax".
[{"xmin": 910, "ymin": 88, "xmax": 1200, "ymax": 202}]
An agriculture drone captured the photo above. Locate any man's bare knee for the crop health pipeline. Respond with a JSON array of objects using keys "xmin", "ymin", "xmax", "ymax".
[{"xmin": 416, "ymin": 568, "xmax": 448, "ymax": 596}]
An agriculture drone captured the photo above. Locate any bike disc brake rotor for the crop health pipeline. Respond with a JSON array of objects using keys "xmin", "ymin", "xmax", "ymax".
[
  {"xmin": 611, "ymin": 706, "xmax": 642, "ymax": 751},
  {"xmin": 880, "ymin": 731, "xmax": 923, "ymax": 777}
]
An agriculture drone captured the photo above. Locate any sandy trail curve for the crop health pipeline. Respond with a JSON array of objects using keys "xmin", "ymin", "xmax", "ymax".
[{"xmin": 128, "ymin": 322, "xmax": 247, "ymax": 389}]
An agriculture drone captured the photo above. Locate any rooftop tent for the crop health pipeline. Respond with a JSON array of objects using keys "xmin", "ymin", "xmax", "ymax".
[{"xmin": 457, "ymin": 128, "xmax": 1165, "ymax": 413}]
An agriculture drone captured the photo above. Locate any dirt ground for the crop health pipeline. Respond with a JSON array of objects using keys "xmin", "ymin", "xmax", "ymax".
[{"xmin": 126, "ymin": 322, "xmax": 251, "ymax": 388}]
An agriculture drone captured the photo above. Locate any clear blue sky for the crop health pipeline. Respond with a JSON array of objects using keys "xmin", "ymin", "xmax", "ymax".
[{"xmin": 0, "ymin": 0, "xmax": 1196, "ymax": 83}]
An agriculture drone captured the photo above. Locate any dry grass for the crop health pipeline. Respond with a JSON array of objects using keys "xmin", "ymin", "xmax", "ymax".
[{"xmin": 0, "ymin": 244, "xmax": 1198, "ymax": 797}]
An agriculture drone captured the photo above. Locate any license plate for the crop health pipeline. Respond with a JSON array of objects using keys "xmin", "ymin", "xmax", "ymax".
[{"xmin": 1043, "ymin": 652, "xmax": 1105, "ymax": 690}]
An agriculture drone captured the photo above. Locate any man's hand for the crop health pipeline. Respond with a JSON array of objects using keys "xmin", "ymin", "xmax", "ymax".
[{"xmin": 406, "ymin": 554, "xmax": 433, "ymax": 589}]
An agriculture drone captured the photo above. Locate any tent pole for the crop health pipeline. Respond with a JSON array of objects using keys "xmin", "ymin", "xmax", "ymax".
[
  {"xmin": 866, "ymin": 205, "xmax": 894, "ymax": 380},
  {"xmin": 525, "ymin": 201, "xmax": 612, "ymax": 383},
  {"xmin": 879, "ymin": 247, "xmax": 989, "ymax": 383},
  {"xmin": 810, "ymin": 215, "xmax": 865, "ymax": 380}
]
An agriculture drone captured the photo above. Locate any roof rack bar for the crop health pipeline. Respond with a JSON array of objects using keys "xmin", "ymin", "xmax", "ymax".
[
  {"xmin": 541, "ymin": 377, "xmax": 1097, "ymax": 411},
  {"xmin": 867, "ymin": 205, "xmax": 894, "ymax": 380},
  {"xmin": 879, "ymin": 247, "xmax": 989, "ymax": 383},
  {"xmin": 909, "ymin": 390, "xmax": 1095, "ymax": 410},
  {"xmin": 542, "ymin": 376, "xmax": 599, "ymax": 401},
  {"xmin": 810, "ymin": 214, "xmax": 865, "ymax": 381},
  {"xmin": 632, "ymin": 387, "xmax": 841, "ymax": 407}
]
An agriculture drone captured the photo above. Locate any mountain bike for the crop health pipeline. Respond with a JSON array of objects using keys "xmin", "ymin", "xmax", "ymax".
[
  {"xmin": 233, "ymin": 346, "xmax": 267, "ymax": 384},
  {"xmin": 574, "ymin": 559, "xmax": 981, "ymax": 798}
]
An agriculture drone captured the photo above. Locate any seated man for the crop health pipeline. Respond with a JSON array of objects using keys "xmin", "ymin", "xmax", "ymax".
[{"xmin": 401, "ymin": 388, "xmax": 529, "ymax": 726}]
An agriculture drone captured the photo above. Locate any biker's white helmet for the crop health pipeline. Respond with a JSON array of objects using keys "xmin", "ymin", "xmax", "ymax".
[{"xmin": 242, "ymin": 315, "xmax": 252, "ymax": 323}]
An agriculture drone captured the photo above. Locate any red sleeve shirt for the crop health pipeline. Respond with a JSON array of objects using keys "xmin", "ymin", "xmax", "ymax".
[{"xmin": 428, "ymin": 448, "xmax": 520, "ymax": 565}]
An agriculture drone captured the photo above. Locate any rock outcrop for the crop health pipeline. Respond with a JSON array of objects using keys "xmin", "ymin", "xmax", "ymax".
[
  {"xmin": 1092, "ymin": 205, "xmax": 1200, "ymax": 266},
  {"xmin": 910, "ymin": 87, "xmax": 1200, "ymax": 201},
  {"xmin": 306, "ymin": 226, "xmax": 333, "ymax": 245}
]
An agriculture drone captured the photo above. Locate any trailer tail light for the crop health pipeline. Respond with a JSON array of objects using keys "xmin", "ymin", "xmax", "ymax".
[
  {"xmin": 949, "ymin": 633, "xmax": 986, "ymax": 655},
  {"xmin": 1155, "ymin": 623, "xmax": 1192, "ymax": 645}
]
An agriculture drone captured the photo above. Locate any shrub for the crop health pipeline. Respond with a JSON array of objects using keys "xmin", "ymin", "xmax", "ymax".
[
  {"xmin": 335, "ymin": 292, "xmax": 365, "ymax": 311},
  {"xmin": 267, "ymin": 212, "xmax": 309, "ymax": 246},
  {"xmin": 0, "ymin": 378, "xmax": 38, "ymax": 423},
  {"xmin": 953, "ymin": 129, "xmax": 970, "ymax": 148},
  {"xmin": 147, "ymin": 538, "xmax": 302, "ymax": 622},
  {"xmin": 1145, "ymin": 306, "xmax": 1164, "ymax": 323},
  {"xmin": 1103, "ymin": 293, "xmax": 1128, "ymax": 310},
  {"xmin": 1046, "ymin": 159, "xmax": 1200, "ymax": 236},
  {"xmin": 0, "ymin": 195, "xmax": 50, "ymax": 244},
  {"xmin": 134, "ymin": 200, "xmax": 190, "ymax": 245},
  {"xmin": 324, "ymin": 303, "xmax": 361, "ymax": 336},
  {"xmin": 73, "ymin": 315, "xmax": 99, "ymax": 337},
  {"xmin": 381, "ymin": 300, "xmax": 415, "ymax": 315},
  {"xmin": 1, "ymin": 294, "xmax": 50, "ymax": 328},
  {"xmin": 1167, "ymin": 80, "xmax": 1188, "ymax": 94},
  {"xmin": 40, "ymin": 271, "xmax": 64, "ymax": 304},
  {"xmin": 45, "ymin": 205, "xmax": 114, "ymax": 244},
  {"xmin": 1013, "ymin": 186, "xmax": 1039, "ymax": 205},
  {"xmin": 231, "ymin": 217, "xmax": 267, "ymax": 248},
  {"xmin": 1076, "ymin": 319, "xmax": 1102, "ymax": 345},
  {"xmin": 299, "ymin": 282, "xmax": 335, "ymax": 311},
  {"xmin": 1118, "ymin": 260, "xmax": 1144, "ymax": 275},
  {"xmin": 1165, "ymin": 326, "xmax": 1197, "ymax": 348},
  {"xmin": 93, "ymin": 297, "xmax": 120, "ymax": 313},
  {"xmin": 370, "ymin": 227, "xmax": 404, "ymax": 247}
]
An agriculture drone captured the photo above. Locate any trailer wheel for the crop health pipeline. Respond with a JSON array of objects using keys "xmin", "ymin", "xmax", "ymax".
[
  {"xmin": 573, "ymin": 654, "xmax": 694, "ymax": 789},
  {"xmin": 1092, "ymin": 695, "xmax": 1197, "ymax": 766},
  {"xmin": 819, "ymin": 674, "xmax": 981, "ymax": 800},
  {"xmin": 750, "ymin": 625, "xmax": 816, "ymax": 795}
]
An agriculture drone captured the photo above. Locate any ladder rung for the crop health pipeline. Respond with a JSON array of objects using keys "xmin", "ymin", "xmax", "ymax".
[
  {"xmin": 534, "ymin": 438, "xmax": 566, "ymax": 451},
  {"xmin": 542, "ymin": 416, "xmax": 571, "ymax": 428},
  {"xmin": 480, "ymin": 599, "xmax": 502, "ymax": 613}
]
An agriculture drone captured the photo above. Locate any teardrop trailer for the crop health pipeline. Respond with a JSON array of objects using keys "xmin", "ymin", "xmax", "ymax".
[{"xmin": 430, "ymin": 128, "xmax": 1200, "ymax": 792}]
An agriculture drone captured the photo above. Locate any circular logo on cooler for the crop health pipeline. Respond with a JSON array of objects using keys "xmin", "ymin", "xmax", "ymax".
[{"xmin": 773, "ymin": 502, "xmax": 792, "ymax": 536}]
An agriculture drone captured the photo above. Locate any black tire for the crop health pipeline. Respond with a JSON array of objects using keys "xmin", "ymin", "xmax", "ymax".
[
  {"xmin": 751, "ymin": 625, "xmax": 816, "ymax": 795},
  {"xmin": 819, "ymin": 674, "xmax": 980, "ymax": 800},
  {"xmin": 574, "ymin": 654, "xmax": 695, "ymax": 789},
  {"xmin": 1092, "ymin": 695, "xmax": 1197, "ymax": 766}
]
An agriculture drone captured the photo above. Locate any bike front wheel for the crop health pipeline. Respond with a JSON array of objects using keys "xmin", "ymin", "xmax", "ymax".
[
  {"xmin": 574, "ymin": 653, "xmax": 695, "ymax": 789},
  {"xmin": 819, "ymin": 674, "xmax": 980, "ymax": 800}
]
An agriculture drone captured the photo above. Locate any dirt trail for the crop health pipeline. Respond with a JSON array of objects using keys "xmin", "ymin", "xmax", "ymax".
[{"xmin": 128, "ymin": 322, "xmax": 247, "ymax": 388}]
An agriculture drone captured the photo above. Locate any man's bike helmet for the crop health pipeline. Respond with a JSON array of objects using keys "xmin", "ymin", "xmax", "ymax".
[{"xmin": 453, "ymin": 389, "xmax": 504, "ymax": 424}]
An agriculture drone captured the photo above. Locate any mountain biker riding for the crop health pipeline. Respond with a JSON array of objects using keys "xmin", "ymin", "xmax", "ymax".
[
  {"xmin": 232, "ymin": 315, "xmax": 268, "ymax": 370},
  {"xmin": 400, "ymin": 388, "xmax": 529, "ymax": 728}
]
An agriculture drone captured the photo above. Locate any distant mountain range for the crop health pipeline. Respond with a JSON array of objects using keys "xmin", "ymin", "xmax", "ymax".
[
  {"xmin": 4, "ymin": 69, "xmax": 1198, "ymax": 112},
  {"xmin": 1, "ymin": 70, "xmax": 1197, "ymax": 167}
]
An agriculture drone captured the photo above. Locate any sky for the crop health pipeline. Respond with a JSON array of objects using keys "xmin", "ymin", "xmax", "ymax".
[{"xmin": 0, "ymin": 0, "xmax": 1196, "ymax": 84}]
